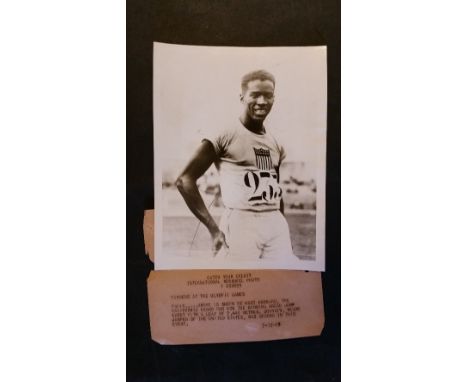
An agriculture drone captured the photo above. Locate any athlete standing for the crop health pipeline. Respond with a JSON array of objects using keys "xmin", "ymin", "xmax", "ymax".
[{"xmin": 176, "ymin": 70, "xmax": 294, "ymax": 260}]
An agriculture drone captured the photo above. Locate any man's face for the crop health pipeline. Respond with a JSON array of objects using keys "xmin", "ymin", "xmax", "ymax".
[{"xmin": 240, "ymin": 79, "xmax": 275, "ymax": 121}]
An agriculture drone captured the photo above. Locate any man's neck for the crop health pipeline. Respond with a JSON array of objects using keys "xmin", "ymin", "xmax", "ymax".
[{"xmin": 239, "ymin": 115, "xmax": 265, "ymax": 134}]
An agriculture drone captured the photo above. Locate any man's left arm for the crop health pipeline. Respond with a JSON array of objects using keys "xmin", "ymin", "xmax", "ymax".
[{"xmin": 276, "ymin": 166, "xmax": 285, "ymax": 215}]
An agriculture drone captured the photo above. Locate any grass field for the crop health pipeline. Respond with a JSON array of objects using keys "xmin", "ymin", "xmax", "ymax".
[{"xmin": 162, "ymin": 213, "xmax": 316, "ymax": 261}]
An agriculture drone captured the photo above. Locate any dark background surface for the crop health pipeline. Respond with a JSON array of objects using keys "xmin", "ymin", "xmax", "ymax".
[{"xmin": 127, "ymin": 1, "xmax": 340, "ymax": 381}]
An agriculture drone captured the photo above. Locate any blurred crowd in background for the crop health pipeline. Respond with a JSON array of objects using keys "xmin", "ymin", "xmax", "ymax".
[{"xmin": 162, "ymin": 161, "xmax": 317, "ymax": 213}]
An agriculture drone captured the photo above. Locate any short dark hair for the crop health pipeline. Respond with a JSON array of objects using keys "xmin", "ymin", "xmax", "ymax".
[{"xmin": 241, "ymin": 70, "xmax": 275, "ymax": 93}]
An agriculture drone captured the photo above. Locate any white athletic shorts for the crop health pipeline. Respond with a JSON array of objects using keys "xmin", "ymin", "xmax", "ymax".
[{"xmin": 218, "ymin": 208, "xmax": 295, "ymax": 260}]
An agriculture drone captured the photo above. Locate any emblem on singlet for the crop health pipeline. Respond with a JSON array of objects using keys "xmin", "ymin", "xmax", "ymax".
[
  {"xmin": 253, "ymin": 147, "xmax": 273, "ymax": 170},
  {"xmin": 244, "ymin": 147, "xmax": 281, "ymax": 205}
]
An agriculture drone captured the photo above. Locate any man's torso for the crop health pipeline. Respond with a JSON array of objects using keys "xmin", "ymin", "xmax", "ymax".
[{"xmin": 206, "ymin": 122, "xmax": 285, "ymax": 211}]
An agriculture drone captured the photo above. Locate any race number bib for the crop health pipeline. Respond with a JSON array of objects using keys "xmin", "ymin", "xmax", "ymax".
[{"xmin": 243, "ymin": 170, "xmax": 282, "ymax": 206}]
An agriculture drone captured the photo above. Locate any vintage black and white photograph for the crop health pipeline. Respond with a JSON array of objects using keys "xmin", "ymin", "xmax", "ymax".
[{"xmin": 154, "ymin": 43, "xmax": 326, "ymax": 270}]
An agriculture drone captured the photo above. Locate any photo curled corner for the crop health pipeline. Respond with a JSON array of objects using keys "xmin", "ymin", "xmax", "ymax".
[{"xmin": 143, "ymin": 209, "xmax": 154, "ymax": 262}]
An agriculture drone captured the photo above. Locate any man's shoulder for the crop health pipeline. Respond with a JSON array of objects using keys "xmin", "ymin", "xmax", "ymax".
[
  {"xmin": 219, "ymin": 123, "xmax": 243, "ymax": 138},
  {"xmin": 265, "ymin": 128, "xmax": 284, "ymax": 147},
  {"xmin": 204, "ymin": 122, "xmax": 241, "ymax": 140},
  {"xmin": 202, "ymin": 123, "xmax": 241, "ymax": 157},
  {"xmin": 264, "ymin": 128, "xmax": 286, "ymax": 163}
]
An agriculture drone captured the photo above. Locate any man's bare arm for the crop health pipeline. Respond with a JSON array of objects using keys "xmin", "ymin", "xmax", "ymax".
[
  {"xmin": 276, "ymin": 166, "xmax": 285, "ymax": 215},
  {"xmin": 176, "ymin": 140, "xmax": 228, "ymax": 254}
]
